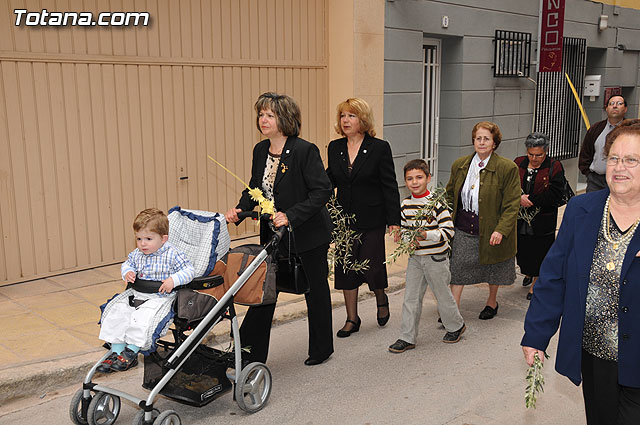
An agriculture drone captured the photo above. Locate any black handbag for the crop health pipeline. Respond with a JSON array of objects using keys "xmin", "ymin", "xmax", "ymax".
[
  {"xmin": 276, "ymin": 228, "xmax": 310, "ymax": 295},
  {"xmin": 549, "ymin": 159, "xmax": 575, "ymax": 207}
]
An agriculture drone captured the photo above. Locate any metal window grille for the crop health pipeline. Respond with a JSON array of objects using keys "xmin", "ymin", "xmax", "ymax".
[
  {"xmin": 493, "ymin": 30, "xmax": 532, "ymax": 78},
  {"xmin": 534, "ymin": 37, "xmax": 587, "ymax": 160},
  {"xmin": 421, "ymin": 43, "xmax": 440, "ymax": 185}
]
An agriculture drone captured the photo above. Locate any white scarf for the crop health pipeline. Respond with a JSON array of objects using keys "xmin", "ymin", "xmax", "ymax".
[{"xmin": 461, "ymin": 153, "xmax": 491, "ymax": 214}]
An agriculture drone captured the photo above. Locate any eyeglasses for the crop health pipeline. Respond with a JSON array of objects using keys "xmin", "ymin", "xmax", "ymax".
[
  {"xmin": 608, "ymin": 101, "xmax": 625, "ymax": 106},
  {"xmin": 474, "ymin": 136, "xmax": 492, "ymax": 143},
  {"xmin": 606, "ymin": 156, "xmax": 640, "ymax": 168}
]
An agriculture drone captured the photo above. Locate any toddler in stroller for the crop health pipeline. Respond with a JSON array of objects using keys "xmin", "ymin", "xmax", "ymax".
[
  {"xmin": 70, "ymin": 207, "xmax": 282, "ymax": 425},
  {"xmin": 97, "ymin": 208, "xmax": 196, "ymax": 373}
]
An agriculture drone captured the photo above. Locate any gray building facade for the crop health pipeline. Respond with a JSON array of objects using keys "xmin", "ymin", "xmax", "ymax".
[{"xmin": 384, "ymin": 0, "xmax": 640, "ymax": 191}]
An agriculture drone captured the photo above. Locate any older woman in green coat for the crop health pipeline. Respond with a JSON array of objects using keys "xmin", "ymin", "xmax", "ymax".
[{"xmin": 445, "ymin": 121, "xmax": 520, "ymax": 320}]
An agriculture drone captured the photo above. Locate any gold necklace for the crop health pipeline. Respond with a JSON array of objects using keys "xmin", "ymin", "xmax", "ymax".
[{"xmin": 602, "ymin": 195, "xmax": 640, "ymax": 270}]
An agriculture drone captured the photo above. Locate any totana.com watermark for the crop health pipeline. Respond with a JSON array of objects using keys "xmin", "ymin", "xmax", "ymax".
[{"xmin": 14, "ymin": 9, "xmax": 150, "ymax": 26}]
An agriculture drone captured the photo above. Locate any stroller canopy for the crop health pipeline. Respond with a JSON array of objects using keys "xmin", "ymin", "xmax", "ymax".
[{"xmin": 168, "ymin": 206, "xmax": 230, "ymax": 277}]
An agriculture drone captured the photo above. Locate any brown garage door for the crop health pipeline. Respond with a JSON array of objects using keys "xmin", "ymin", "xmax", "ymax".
[{"xmin": 0, "ymin": 0, "xmax": 328, "ymax": 285}]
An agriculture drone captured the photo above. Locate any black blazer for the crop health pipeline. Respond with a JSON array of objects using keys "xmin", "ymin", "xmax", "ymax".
[
  {"xmin": 326, "ymin": 135, "xmax": 401, "ymax": 230},
  {"xmin": 236, "ymin": 136, "xmax": 333, "ymax": 254}
]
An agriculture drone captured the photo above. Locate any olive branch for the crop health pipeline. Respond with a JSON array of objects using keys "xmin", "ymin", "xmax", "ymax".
[
  {"xmin": 525, "ymin": 352, "xmax": 550, "ymax": 409},
  {"xmin": 385, "ymin": 186, "xmax": 451, "ymax": 264},
  {"xmin": 326, "ymin": 196, "xmax": 370, "ymax": 277},
  {"xmin": 518, "ymin": 190, "xmax": 540, "ymax": 227}
]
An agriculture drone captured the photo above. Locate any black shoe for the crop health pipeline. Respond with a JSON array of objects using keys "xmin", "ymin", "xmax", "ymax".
[
  {"xmin": 110, "ymin": 348, "xmax": 139, "ymax": 371},
  {"xmin": 96, "ymin": 352, "xmax": 118, "ymax": 373},
  {"xmin": 526, "ymin": 292, "xmax": 533, "ymax": 301},
  {"xmin": 443, "ymin": 324, "xmax": 466, "ymax": 343},
  {"xmin": 377, "ymin": 294, "xmax": 390, "ymax": 327},
  {"xmin": 388, "ymin": 339, "xmax": 416, "ymax": 353},
  {"xmin": 479, "ymin": 304, "xmax": 498, "ymax": 320},
  {"xmin": 522, "ymin": 276, "xmax": 533, "ymax": 287},
  {"xmin": 336, "ymin": 317, "xmax": 361, "ymax": 338},
  {"xmin": 304, "ymin": 356, "xmax": 329, "ymax": 366}
]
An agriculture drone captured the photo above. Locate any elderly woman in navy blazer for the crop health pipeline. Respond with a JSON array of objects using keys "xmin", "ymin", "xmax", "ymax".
[
  {"xmin": 522, "ymin": 120, "xmax": 640, "ymax": 425},
  {"xmin": 326, "ymin": 98, "xmax": 401, "ymax": 338}
]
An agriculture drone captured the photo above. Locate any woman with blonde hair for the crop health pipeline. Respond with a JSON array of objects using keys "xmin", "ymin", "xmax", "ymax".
[{"xmin": 326, "ymin": 98, "xmax": 401, "ymax": 337}]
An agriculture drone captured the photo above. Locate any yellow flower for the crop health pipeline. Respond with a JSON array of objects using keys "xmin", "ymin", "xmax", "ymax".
[
  {"xmin": 260, "ymin": 199, "xmax": 275, "ymax": 215},
  {"xmin": 248, "ymin": 187, "xmax": 266, "ymax": 203}
]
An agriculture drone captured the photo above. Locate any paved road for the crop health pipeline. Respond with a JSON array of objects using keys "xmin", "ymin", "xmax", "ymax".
[{"xmin": 0, "ymin": 284, "xmax": 585, "ymax": 425}]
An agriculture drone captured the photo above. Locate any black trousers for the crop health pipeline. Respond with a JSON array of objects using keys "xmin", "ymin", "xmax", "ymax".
[
  {"xmin": 239, "ymin": 243, "xmax": 334, "ymax": 363},
  {"xmin": 582, "ymin": 350, "xmax": 640, "ymax": 425}
]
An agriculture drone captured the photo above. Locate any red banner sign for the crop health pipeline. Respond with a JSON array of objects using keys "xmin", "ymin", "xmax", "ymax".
[{"xmin": 539, "ymin": 0, "xmax": 565, "ymax": 72}]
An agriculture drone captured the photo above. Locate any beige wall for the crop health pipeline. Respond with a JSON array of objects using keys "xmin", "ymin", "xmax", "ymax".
[
  {"xmin": 0, "ymin": 0, "xmax": 329, "ymax": 285},
  {"xmin": 328, "ymin": 0, "xmax": 385, "ymax": 141}
]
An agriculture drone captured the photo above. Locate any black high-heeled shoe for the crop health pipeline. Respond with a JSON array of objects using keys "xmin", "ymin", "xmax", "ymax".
[
  {"xmin": 377, "ymin": 294, "xmax": 390, "ymax": 327},
  {"xmin": 336, "ymin": 317, "xmax": 361, "ymax": 338}
]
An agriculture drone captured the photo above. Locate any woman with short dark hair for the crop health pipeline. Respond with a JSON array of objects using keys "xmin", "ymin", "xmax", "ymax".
[
  {"xmin": 514, "ymin": 132, "xmax": 566, "ymax": 299},
  {"xmin": 225, "ymin": 92, "xmax": 334, "ymax": 366}
]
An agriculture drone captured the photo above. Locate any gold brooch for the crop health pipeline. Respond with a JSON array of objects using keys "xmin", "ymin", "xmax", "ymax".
[{"xmin": 281, "ymin": 163, "xmax": 288, "ymax": 173}]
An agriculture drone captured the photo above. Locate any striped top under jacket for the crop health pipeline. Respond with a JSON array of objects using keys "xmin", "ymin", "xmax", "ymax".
[{"xmin": 400, "ymin": 192, "xmax": 454, "ymax": 256}]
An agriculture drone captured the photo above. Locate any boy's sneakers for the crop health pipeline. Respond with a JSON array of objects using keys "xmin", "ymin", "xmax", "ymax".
[
  {"xmin": 96, "ymin": 352, "xmax": 118, "ymax": 373},
  {"xmin": 110, "ymin": 348, "xmax": 139, "ymax": 372},
  {"xmin": 388, "ymin": 339, "xmax": 416, "ymax": 353},
  {"xmin": 443, "ymin": 323, "xmax": 466, "ymax": 344}
]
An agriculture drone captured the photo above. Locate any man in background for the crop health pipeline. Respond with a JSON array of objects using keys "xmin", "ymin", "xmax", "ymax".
[{"xmin": 578, "ymin": 95, "xmax": 627, "ymax": 192}]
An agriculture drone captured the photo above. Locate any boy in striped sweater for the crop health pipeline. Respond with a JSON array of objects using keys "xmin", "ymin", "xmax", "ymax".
[{"xmin": 389, "ymin": 160, "xmax": 466, "ymax": 353}]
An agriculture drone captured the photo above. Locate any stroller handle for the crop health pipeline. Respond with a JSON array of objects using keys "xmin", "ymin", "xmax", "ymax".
[
  {"xmin": 233, "ymin": 210, "xmax": 286, "ymax": 251},
  {"xmin": 234, "ymin": 210, "xmax": 259, "ymax": 223}
]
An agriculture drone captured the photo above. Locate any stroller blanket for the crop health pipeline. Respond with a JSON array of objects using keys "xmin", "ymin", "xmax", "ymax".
[
  {"xmin": 168, "ymin": 206, "xmax": 230, "ymax": 278},
  {"xmin": 99, "ymin": 289, "xmax": 175, "ymax": 354}
]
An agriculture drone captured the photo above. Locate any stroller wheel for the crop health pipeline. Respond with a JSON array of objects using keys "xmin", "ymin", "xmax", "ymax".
[
  {"xmin": 132, "ymin": 408, "xmax": 160, "ymax": 425},
  {"xmin": 235, "ymin": 362, "xmax": 272, "ymax": 413},
  {"xmin": 153, "ymin": 410, "xmax": 181, "ymax": 425},
  {"xmin": 87, "ymin": 391, "xmax": 121, "ymax": 425},
  {"xmin": 69, "ymin": 389, "xmax": 91, "ymax": 425}
]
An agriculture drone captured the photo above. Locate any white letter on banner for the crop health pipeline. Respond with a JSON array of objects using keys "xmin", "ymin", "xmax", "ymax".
[{"xmin": 545, "ymin": 31, "xmax": 559, "ymax": 45}]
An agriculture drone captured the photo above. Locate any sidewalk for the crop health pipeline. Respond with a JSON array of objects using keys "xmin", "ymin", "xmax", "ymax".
[{"xmin": 0, "ymin": 235, "xmax": 408, "ymax": 407}]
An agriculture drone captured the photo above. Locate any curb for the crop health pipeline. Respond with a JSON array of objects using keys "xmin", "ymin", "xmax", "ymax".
[{"xmin": 0, "ymin": 276, "xmax": 406, "ymax": 407}]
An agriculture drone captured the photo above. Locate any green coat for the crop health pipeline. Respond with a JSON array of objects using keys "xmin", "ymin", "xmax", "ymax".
[{"xmin": 445, "ymin": 153, "xmax": 520, "ymax": 264}]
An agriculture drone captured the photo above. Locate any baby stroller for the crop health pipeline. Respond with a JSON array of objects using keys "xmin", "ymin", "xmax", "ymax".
[{"xmin": 69, "ymin": 208, "xmax": 282, "ymax": 425}]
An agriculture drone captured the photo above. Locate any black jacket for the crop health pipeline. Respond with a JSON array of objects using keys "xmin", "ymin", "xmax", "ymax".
[
  {"xmin": 326, "ymin": 135, "xmax": 401, "ymax": 230},
  {"xmin": 514, "ymin": 155, "xmax": 565, "ymax": 235},
  {"xmin": 577, "ymin": 119, "xmax": 608, "ymax": 176},
  {"xmin": 236, "ymin": 136, "xmax": 333, "ymax": 254}
]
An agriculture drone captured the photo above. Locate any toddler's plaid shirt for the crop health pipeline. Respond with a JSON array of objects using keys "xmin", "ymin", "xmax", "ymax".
[{"xmin": 121, "ymin": 242, "xmax": 195, "ymax": 287}]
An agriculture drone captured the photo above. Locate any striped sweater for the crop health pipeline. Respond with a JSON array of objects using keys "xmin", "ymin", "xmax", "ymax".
[{"xmin": 400, "ymin": 193, "xmax": 454, "ymax": 256}]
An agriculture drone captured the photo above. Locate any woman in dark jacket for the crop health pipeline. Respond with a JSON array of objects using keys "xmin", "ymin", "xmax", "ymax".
[
  {"xmin": 326, "ymin": 98, "xmax": 401, "ymax": 338},
  {"xmin": 514, "ymin": 132, "xmax": 566, "ymax": 300},
  {"xmin": 225, "ymin": 92, "xmax": 334, "ymax": 366}
]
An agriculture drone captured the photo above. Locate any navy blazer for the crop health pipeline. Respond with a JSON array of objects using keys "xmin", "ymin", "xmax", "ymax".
[
  {"xmin": 236, "ymin": 136, "xmax": 333, "ymax": 254},
  {"xmin": 522, "ymin": 189, "xmax": 640, "ymax": 387},
  {"xmin": 325, "ymin": 135, "xmax": 401, "ymax": 230}
]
